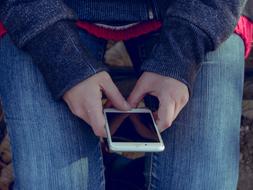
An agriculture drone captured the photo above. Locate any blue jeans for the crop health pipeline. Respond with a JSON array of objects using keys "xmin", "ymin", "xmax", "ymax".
[{"xmin": 0, "ymin": 28, "xmax": 244, "ymax": 190}]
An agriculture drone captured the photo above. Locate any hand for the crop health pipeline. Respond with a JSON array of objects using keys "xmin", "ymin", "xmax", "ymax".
[
  {"xmin": 63, "ymin": 71, "xmax": 131, "ymax": 137},
  {"xmin": 127, "ymin": 72, "xmax": 189, "ymax": 132}
]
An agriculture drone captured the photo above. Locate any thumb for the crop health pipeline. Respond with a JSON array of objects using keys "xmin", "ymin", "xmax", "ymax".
[
  {"xmin": 101, "ymin": 77, "xmax": 131, "ymax": 111},
  {"xmin": 127, "ymin": 80, "xmax": 149, "ymax": 108},
  {"xmin": 156, "ymin": 97, "xmax": 175, "ymax": 132}
]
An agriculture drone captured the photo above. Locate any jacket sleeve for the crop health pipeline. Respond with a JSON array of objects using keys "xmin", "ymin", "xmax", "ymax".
[
  {"xmin": 141, "ymin": 0, "xmax": 246, "ymax": 95},
  {"xmin": 0, "ymin": 0, "xmax": 107, "ymax": 99}
]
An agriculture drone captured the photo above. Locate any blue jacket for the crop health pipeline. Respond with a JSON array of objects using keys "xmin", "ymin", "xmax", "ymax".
[{"xmin": 0, "ymin": 0, "xmax": 247, "ymax": 98}]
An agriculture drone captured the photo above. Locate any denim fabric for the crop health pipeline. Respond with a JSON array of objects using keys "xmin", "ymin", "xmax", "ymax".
[
  {"xmin": 0, "ymin": 0, "xmax": 246, "ymax": 99},
  {"xmin": 125, "ymin": 33, "xmax": 245, "ymax": 190},
  {"xmin": 0, "ymin": 0, "xmax": 77, "ymax": 48},
  {"xmin": 0, "ymin": 28, "xmax": 245, "ymax": 190},
  {"xmin": 0, "ymin": 30, "xmax": 107, "ymax": 190},
  {"xmin": 63, "ymin": 0, "xmax": 154, "ymax": 22},
  {"xmin": 23, "ymin": 21, "xmax": 109, "ymax": 99},
  {"xmin": 243, "ymin": 0, "xmax": 253, "ymax": 21}
]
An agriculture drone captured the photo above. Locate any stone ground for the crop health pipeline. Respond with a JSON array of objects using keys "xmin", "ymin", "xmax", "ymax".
[
  {"xmin": 238, "ymin": 76, "xmax": 253, "ymax": 190},
  {"xmin": 0, "ymin": 41, "xmax": 252, "ymax": 190},
  {"xmin": 239, "ymin": 115, "xmax": 253, "ymax": 190}
]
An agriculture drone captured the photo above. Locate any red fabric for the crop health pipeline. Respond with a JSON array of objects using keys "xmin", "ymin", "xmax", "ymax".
[
  {"xmin": 234, "ymin": 16, "xmax": 253, "ymax": 59},
  {"xmin": 0, "ymin": 16, "xmax": 252, "ymax": 59},
  {"xmin": 0, "ymin": 22, "xmax": 6, "ymax": 38},
  {"xmin": 76, "ymin": 20, "xmax": 162, "ymax": 41}
]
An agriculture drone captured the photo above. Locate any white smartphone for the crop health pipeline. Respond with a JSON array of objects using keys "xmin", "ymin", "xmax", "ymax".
[{"xmin": 103, "ymin": 108, "xmax": 165, "ymax": 152}]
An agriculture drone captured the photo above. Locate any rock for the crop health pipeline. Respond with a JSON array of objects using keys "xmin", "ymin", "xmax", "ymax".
[
  {"xmin": 239, "ymin": 115, "xmax": 253, "ymax": 190},
  {"xmin": 242, "ymin": 100, "xmax": 253, "ymax": 120},
  {"xmin": 104, "ymin": 41, "xmax": 132, "ymax": 67}
]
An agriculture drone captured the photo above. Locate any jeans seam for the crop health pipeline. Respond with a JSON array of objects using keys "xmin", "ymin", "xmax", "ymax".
[
  {"xmin": 147, "ymin": 152, "xmax": 154, "ymax": 190},
  {"xmin": 98, "ymin": 142, "xmax": 106, "ymax": 190}
]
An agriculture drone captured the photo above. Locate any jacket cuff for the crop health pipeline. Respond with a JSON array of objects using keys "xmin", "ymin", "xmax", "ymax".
[
  {"xmin": 24, "ymin": 20, "xmax": 107, "ymax": 99},
  {"xmin": 141, "ymin": 17, "xmax": 213, "ymax": 96}
]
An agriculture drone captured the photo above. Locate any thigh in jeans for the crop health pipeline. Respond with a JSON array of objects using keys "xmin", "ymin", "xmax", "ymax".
[
  {"xmin": 125, "ymin": 33, "xmax": 245, "ymax": 190},
  {"xmin": 0, "ymin": 30, "xmax": 107, "ymax": 190}
]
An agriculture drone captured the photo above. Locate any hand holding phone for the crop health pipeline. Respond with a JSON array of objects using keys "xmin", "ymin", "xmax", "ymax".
[{"xmin": 63, "ymin": 71, "xmax": 130, "ymax": 137}]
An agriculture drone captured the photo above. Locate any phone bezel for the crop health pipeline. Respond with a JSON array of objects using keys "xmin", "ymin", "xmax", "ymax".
[{"xmin": 103, "ymin": 108, "xmax": 165, "ymax": 152}]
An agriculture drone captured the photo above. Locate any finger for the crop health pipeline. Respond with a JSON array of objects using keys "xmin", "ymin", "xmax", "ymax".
[
  {"xmin": 127, "ymin": 79, "xmax": 149, "ymax": 108},
  {"xmin": 85, "ymin": 101, "xmax": 107, "ymax": 137},
  {"xmin": 172, "ymin": 96, "xmax": 188, "ymax": 121},
  {"xmin": 72, "ymin": 106, "xmax": 105, "ymax": 136},
  {"xmin": 100, "ymin": 77, "xmax": 131, "ymax": 111},
  {"xmin": 172, "ymin": 102, "xmax": 181, "ymax": 121},
  {"xmin": 69, "ymin": 103, "xmax": 90, "ymax": 124},
  {"xmin": 156, "ymin": 96, "xmax": 176, "ymax": 132},
  {"xmin": 152, "ymin": 111, "xmax": 158, "ymax": 121},
  {"xmin": 104, "ymin": 99, "xmax": 113, "ymax": 108}
]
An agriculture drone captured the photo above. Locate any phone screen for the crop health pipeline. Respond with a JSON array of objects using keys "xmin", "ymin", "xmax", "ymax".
[{"xmin": 105, "ymin": 112, "xmax": 160, "ymax": 143}]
